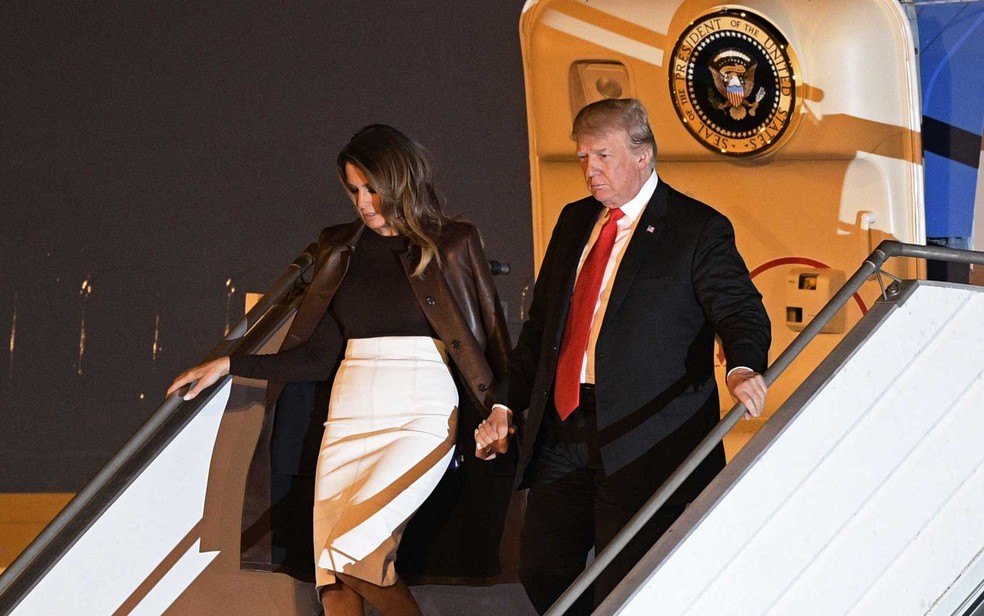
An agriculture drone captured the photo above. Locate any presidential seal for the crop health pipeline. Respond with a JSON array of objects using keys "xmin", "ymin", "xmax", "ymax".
[{"xmin": 669, "ymin": 8, "xmax": 799, "ymax": 156}]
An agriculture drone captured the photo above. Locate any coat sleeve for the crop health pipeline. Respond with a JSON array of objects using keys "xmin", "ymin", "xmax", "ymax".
[
  {"xmin": 691, "ymin": 213, "xmax": 771, "ymax": 373},
  {"xmin": 464, "ymin": 224, "xmax": 511, "ymax": 403}
]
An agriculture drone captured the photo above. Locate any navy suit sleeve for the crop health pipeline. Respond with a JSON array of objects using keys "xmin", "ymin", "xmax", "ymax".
[
  {"xmin": 691, "ymin": 214, "xmax": 771, "ymax": 373},
  {"xmin": 507, "ymin": 206, "xmax": 575, "ymax": 416}
]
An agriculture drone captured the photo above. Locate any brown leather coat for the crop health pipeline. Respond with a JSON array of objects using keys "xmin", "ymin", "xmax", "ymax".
[{"xmin": 237, "ymin": 218, "xmax": 514, "ymax": 581}]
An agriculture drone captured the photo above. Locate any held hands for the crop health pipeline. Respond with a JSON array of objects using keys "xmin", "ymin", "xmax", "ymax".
[
  {"xmin": 166, "ymin": 357, "xmax": 231, "ymax": 401},
  {"xmin": 726, "ymin": 368, "xmax": 768, "ymax": 420},
  {"xmin": 474, "ymin": 405, "xmax": 515, "ymax": 460}
]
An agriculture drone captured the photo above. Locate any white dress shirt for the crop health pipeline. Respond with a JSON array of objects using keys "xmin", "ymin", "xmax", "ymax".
[{"xmin": 575, "ymin": 170, "xmax": 658, "ymax": 383}]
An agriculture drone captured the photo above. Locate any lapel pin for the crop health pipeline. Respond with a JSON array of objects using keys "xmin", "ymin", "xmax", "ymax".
[{"xmin": 646, "ymin": 225, "xmax": 655, "ymax": 233}]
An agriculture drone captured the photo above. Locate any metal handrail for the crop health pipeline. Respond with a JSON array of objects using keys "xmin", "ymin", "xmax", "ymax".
[
  {"xmin": 0, "ymin": 245, "xmax": 317, "ymax": 614},
  {"xmin": 547, "ymin": 240, "xmax": 984, "ymax": 615}
]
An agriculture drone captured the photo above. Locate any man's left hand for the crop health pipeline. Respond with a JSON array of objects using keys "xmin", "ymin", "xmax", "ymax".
[{"xmin": 726, "ymin": 368, "xmax": 767, "ymax": 420}]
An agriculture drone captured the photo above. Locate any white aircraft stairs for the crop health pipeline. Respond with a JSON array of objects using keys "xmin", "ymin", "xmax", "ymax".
[
  {"xmin": 553, "ymin": 242, "xmax": 984, "ymax": 616},
  {"xmin": 2, "ymin": 241, "xmax": 984, "ymax": 616}
]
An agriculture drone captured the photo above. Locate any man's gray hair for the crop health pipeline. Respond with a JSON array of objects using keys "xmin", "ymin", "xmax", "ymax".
[{"xmin": 572, "ymin": 98, "xmax": 657, "ymax": 163}]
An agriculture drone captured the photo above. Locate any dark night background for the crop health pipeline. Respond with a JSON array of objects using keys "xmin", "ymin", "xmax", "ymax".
[{"xmin": 0, "ymin": 2, "xmax": 533, "ymax": 491}]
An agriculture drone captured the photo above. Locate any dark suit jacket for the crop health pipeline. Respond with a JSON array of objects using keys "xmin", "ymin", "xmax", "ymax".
[
  {"xmin": 508, "ymin": 180, "xmax": 770, "ymax": 502},
  {"xmin": 230, "ymin": 218, "xmax": 515, "ymax": 581}
]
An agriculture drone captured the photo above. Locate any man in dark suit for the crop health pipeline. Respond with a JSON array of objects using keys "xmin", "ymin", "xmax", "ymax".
[{"xmin": 475, "ymin": 98, "xmax": 770, "ymax": 614}]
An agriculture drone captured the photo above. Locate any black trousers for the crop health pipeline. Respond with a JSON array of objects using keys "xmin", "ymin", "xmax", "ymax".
[{"xmin": 519, "ymin": 385, "xmax": 686, "ymax": 615}]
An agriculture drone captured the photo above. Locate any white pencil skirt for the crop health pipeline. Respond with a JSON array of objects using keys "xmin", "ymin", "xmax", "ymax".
[{"xmin": 313, "ymin": 336, "xmax": 458, "ymax": 589}]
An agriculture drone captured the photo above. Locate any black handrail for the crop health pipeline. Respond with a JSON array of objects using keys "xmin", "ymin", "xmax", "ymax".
[
  {"xmin": 547, "ymin": 240, "xmax": 984, "ymax": 615},
  {"xmin": 0, "ymin": 245, "xmax": 317, "ymax": 614}
]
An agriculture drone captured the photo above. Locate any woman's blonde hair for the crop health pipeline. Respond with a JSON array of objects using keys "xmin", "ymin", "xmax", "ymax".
[{"xmin": 337, "ymin": 124, "xmax": 448, "ymax": 276}]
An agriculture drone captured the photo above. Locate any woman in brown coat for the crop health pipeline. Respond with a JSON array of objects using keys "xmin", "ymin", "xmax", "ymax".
[{"xmin": 169, "ymin": 125, "xmax": 513, "ymax": 615}]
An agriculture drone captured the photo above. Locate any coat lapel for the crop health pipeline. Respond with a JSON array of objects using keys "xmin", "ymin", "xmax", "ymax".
[
  {"xmin": 400, "ymin": 245, "xmax": 499, "ymax": 408},
  {"xmin": 601, "ymin": 182, "xmax": 669, "ymax": 327},
  {"xmin": 398, "ymin": 244, "xmax": 473, "ymax": 350},
  {"xmin": 283, "ymin": 221, "xmax": 364, "ymax": 349}
]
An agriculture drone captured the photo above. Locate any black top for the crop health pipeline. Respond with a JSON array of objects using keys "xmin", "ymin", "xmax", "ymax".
[
  {"xmin": 229, "ymin": 230, "xmax": 434, "ymax": 382},
  {"xmin": 331, "ymin": 230, "xmax": 435, "ymax": 339}
]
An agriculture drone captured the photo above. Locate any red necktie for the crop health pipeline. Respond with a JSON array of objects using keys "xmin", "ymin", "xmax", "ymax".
[{"xmin": 554, "ymin": 208, "xmax": 625, "ymax": 419}]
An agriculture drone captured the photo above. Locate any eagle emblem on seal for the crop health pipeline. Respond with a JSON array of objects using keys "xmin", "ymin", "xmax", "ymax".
[
  {"xmin": 709, "ymin": 49, "xmax": 766, "ymax": 121},
  {"xmin": 669, "ymin": 8, "xmax": 799, "ymax": 156}
]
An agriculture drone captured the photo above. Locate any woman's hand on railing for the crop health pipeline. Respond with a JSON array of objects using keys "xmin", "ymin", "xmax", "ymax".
[
  {"xmin": 166, "ymin": 357, "xmax": 231, "ymax": 401},
  {"xmin": 475, "ymin": 405, "xmax": 514, "ymax": 460}
]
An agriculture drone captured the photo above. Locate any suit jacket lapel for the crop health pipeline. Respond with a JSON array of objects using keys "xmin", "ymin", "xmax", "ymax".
[{"xmin": 602, "ymin": 182, "xmax": 669, "ymax": 326}]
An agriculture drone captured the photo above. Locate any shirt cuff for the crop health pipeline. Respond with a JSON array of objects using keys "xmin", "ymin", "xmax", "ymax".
[
  {"xmin": 491, "ymin": 404, "xmax": 512, "ymax": 416},
  {"xmin": 726, "ymin": 366, "xmax": 754, "ymax": 378}
]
